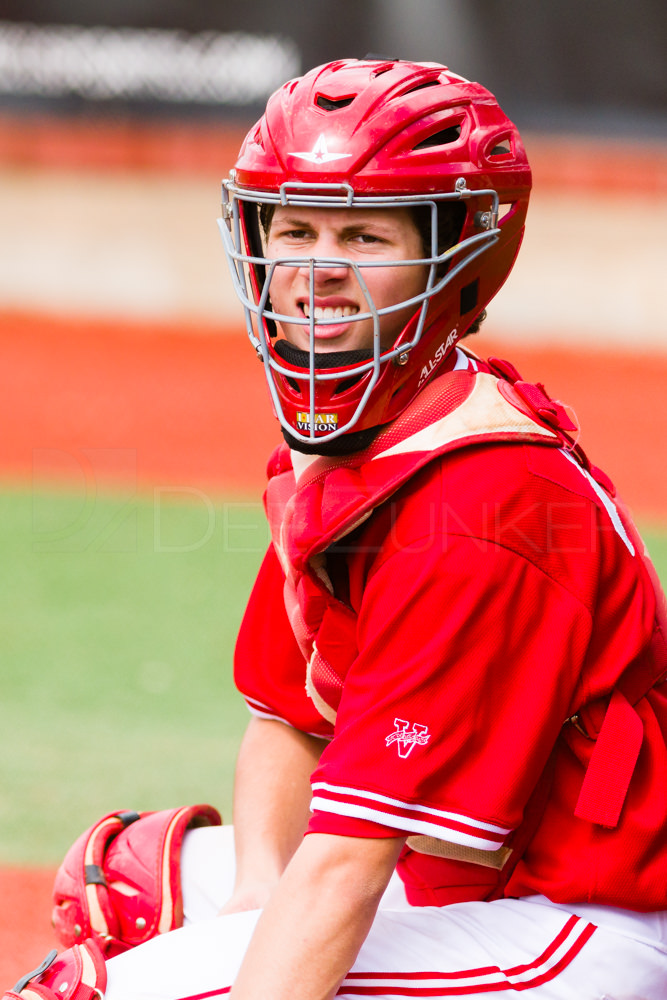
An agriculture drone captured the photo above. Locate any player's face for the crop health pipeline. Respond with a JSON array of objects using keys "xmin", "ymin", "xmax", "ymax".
[{"xmin": 264, "ymin": 206, "xmax": 428, "ymax": 353}]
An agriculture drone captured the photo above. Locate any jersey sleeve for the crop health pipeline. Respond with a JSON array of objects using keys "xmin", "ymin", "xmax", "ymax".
[
  {"xmin": 308, "ymin": 456, "xmax": 596, "ymax": 853},
  {"xmin": 234, "ymin": 544, "xmax": 333, "ymax": 738}
]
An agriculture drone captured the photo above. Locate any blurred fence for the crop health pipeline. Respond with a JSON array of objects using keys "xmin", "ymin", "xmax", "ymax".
[
  {"xmin": 0, "ymin": 2, "xmax": 665, "ymax": 137},
  {"xmin": 0, "ymin": 20, "xmax": 299, "ymax": 105}
]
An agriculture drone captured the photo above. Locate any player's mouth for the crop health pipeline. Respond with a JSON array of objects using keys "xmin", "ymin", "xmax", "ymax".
[{"xmin": 299, "ymin": 301, "xmax": 360, "ymax": 340}]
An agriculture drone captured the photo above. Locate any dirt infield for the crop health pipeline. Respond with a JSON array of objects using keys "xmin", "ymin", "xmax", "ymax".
[
  {"xmin": 1, "ymin": 309, "xmax": 666, "ymax": 984},
  {"xmin": 1, "ymin": 308, "xmax": 666, "ymax": 517},
  {"xmin": 0, "ymin": 310, "xmax": 279, "ymax": 498},
  {"xmin": 0, "ymin": 869, "xmax": 57, "ymax": 986}
]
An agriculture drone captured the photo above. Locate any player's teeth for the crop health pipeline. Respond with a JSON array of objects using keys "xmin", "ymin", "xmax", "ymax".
[{"xmin": 303, "ymin": 305, "xmax": 358, "ymax": 319}]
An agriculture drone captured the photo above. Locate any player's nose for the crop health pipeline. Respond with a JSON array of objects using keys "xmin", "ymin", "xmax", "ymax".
[
  {"xmin": 298, "ymin": 261, "xmax": 351, "ymax": 290},
  {"xmin": 297, "ymin": 235, "xmax": 351, "ymax": 283}
]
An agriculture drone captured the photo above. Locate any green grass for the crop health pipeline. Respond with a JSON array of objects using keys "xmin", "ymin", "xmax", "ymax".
[
  {"xmin": 1, "ymin": 486, "xmax": 666, "ymax": 866},
  {"xmin": 0, "ymin": 485, "xmax": 269, "ymax": 864},
  {"xmin": 644, "ymin": 525, "xmax": 667, "ymax": 575}
]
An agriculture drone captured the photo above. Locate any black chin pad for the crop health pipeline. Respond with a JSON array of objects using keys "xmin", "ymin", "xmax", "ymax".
[
  {"xmin": 273, "ymin": 339, "xmax": 373, "ymax": 369},
  {"xmin": 282, "ymin": 424, "xmax": 382, "ymax": 456}
]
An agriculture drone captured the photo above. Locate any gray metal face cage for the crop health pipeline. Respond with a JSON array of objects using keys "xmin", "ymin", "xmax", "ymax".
[{"xmin": 218, "ymin": 175, "xmax": 500, "ymax": 443}]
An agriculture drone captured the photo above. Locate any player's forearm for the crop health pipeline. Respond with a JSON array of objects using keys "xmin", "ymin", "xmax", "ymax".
[
  {"xmin": 226, "ymin": 716, "xmax": 324, "ymax": 906},
  {"xmin": 229, "ymin": 832, "xmax": 404, "ymax": 1000}
]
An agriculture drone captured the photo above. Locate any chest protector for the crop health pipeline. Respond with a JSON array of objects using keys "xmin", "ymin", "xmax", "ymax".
[{"xmin": 264, "ymin": 357, "xmax": 667, "ymax": 835}]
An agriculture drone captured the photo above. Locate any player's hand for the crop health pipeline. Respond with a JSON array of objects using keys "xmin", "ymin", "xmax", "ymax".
[{"xmin": 218, "ymin": 879, "xmax": 279, "ymax": 915}]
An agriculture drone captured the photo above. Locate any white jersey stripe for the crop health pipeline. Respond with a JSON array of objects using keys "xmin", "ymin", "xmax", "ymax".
[
  {"xmin": 311, "ymin": 795, "xmax": 506, "ymax": 851},
  {"xmin": 244, "ymin": 699, "xmax": 332, "ymax": 740},
  {"xmin": 311, "ymin": 781, "xmax": 511, "ymax": 836},
  {"xmin": 245, "ymin": 702, "xmax": 292, "ymax": 724},
  {"xmin": 452, "ymin": 347, "xmax": 472, "ymax": 371},
  {"xmin": 560, "ymin": 449, "xmax": 635, "ymax": 555}
]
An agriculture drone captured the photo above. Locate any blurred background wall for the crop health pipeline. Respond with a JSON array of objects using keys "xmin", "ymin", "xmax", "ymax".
[
  {"xmin": 1, "ymin": 0, "xmax": 666, "ymax": 132},
  {"xmin": 0, "ymin": 0, "xmax": 665, "ymax": 348}
]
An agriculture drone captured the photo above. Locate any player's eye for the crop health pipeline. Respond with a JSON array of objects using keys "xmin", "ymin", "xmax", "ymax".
[
  {"xmin": 350, "ymin": 231, "xmax": 386, "ymax": 246},
  {"xmin": 277, "ymin": 228, "xmax": 311, "ymax": 240},
  {"xmin": 269, "ymin": 223, "xmax": 315, "ymax": 243}
]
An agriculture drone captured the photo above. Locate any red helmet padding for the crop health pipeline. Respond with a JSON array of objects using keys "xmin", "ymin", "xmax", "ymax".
[
  {"xmin": 4, "ymin": 939, "xmax": 107, "ymax": 1000},
  {"xmin": 52, "ymin": 804, "xmax": 221, "ymax": 957}
]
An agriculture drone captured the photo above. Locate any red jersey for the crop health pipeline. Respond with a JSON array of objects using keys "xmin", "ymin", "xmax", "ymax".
[{"xmin": 234, "ymin": 349, "xmax": 667, "ymax": 911}]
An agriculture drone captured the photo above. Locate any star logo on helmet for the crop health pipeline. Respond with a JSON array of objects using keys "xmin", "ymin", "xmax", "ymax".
[{"xmin": 290, "ymin": 134, "xmax": 352, "ymax": 164}]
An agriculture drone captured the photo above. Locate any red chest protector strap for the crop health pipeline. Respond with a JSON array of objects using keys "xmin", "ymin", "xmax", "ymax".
[
  {"xmin": 572, "ymin": 509, "xmax": 667, "ymax": 828},
  {"xmin": 573, "ymin": 689, "xmax": 643, "ymax": 828}
]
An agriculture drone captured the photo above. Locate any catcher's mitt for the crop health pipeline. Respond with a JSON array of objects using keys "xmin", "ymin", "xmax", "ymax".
[
  {"xmin": 2, "ymin": 939, "xmax": 106, "ymax": 1000},
  {"xmin": 52, "ymin": 804, "xmax": 221, "ymax": 957}
]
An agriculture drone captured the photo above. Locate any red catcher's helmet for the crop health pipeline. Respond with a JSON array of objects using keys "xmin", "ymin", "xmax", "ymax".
[{"xmin": 219, "ymin": 57, "xmax": 531, "ymax": 448}]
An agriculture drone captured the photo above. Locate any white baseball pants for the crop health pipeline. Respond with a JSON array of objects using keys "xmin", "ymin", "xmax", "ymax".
[{"xmin": 105, "ymin": 825, "xmax": 667, "ymax": 1000}]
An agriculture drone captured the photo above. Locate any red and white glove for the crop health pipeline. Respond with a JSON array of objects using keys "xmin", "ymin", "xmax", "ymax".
[
  {"xmin": 3, "ymin": 939, "xmax": 106, "ymax": 1000},
  {"xmin": 52, "ymin": 804, "xmax": 221, "ymax": 956}
]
